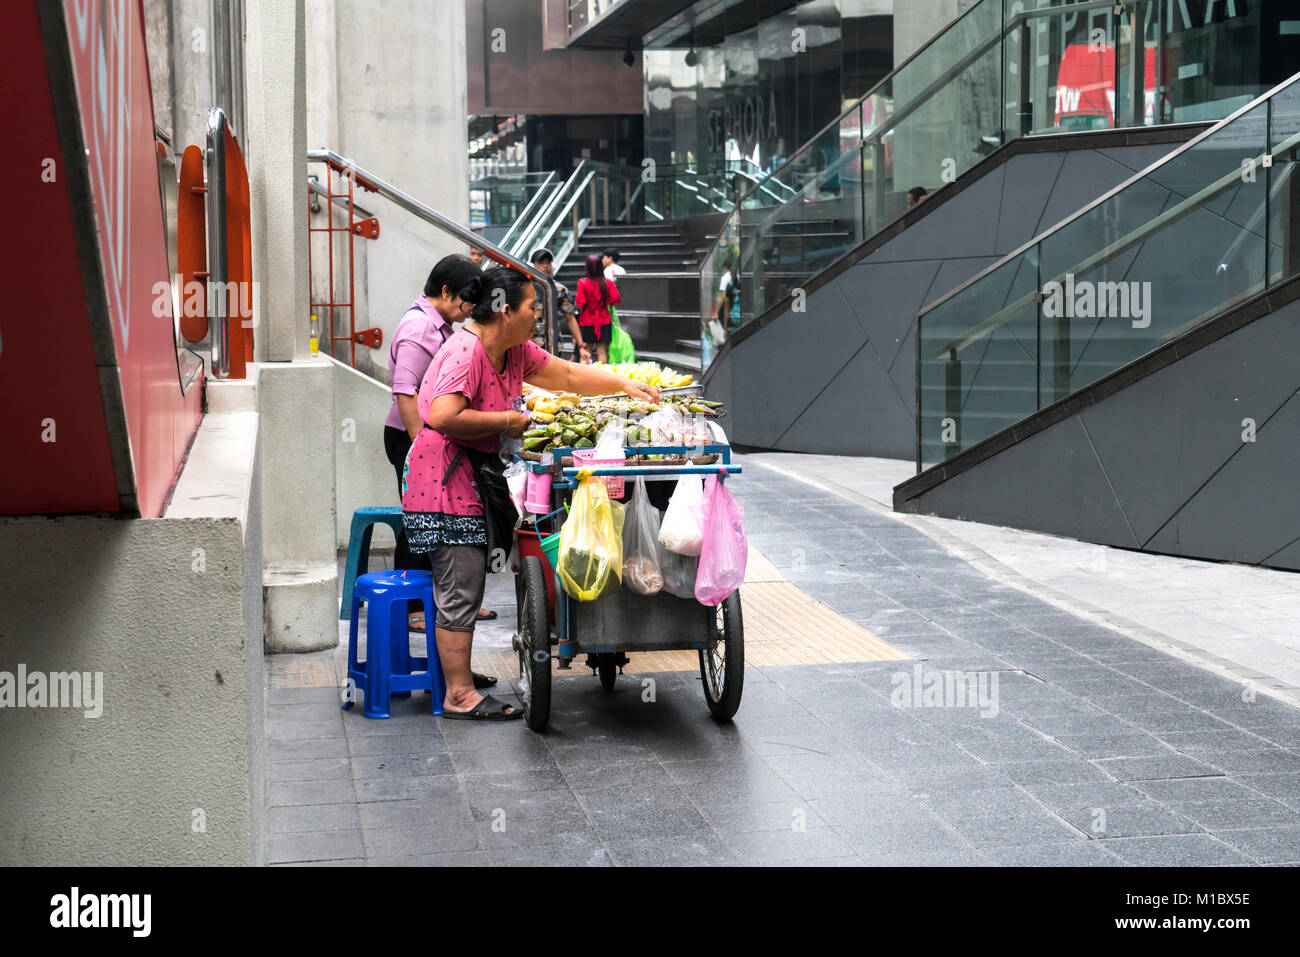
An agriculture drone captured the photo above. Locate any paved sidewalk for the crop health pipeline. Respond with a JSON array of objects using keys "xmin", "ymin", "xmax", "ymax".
[
  {"xmin": 266, "ymin": 455, "xmax": 1300, "ymax": 866},
  {"xmin": 747, "ymin": 453, "xmax": 1300, "ymax": 703}
]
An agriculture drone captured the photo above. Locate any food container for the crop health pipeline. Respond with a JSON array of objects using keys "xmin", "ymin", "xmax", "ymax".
[
  {"xmin": 572, "ymin": 448, "xmax": 625, "ymax": 498},
  {"xmin": 524, "ymin": 469, "xmax": 553, "ymax": 514}
]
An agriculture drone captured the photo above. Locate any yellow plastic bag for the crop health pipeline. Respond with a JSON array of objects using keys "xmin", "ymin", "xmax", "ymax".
[{"xmin": 558, "ymin": 470, "xmax": 626, "ymax": 601}]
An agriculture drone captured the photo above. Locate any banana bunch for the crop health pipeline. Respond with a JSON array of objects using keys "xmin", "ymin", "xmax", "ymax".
[{"xmin": 596, "ymin": 361, "xmax": 694, "ymax": 389}]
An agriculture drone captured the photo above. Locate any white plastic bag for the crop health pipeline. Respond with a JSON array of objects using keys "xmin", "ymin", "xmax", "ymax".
[
  {"xmin": 658, "ymin": 474, "xmax": 705, "ymax": 556},
  {"xmin": 622, "ymin": 476, "xmax": 663, "ymax": 595},
  {"xmin": 594, "ymin": 418, "xmax": 626, "ymax": 458}
]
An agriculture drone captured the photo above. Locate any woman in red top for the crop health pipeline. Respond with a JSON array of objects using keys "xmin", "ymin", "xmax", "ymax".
[{"xmin": 574, "ymin": 252, "xmax": 620, "ymax": 364}]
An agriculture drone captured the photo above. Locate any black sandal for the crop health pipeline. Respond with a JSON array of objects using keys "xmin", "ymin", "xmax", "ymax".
[
  {"xmin": 476, "ymin": 609, "xmax": 498, "ymax": 621},
  {"xmin": 473, "ymin": 671, "xmax": 498, "ymax": 689},
  {"xmin": 441, "ymin": 694, "xmax": 522, "ymax": 721}
]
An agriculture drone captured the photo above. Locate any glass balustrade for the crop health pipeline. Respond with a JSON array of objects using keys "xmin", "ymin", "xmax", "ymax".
[{"xmin": 917, "ymin": 75, "xmax": 1300, "ymax": 471}]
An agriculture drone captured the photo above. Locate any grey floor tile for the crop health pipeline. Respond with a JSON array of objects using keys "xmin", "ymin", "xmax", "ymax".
[
  {"xmin": 1129, "ymin": 776, "xmax": 1254, "ymax": 804},
  {"xmin": 268, "ymin": 737, "xmax": 350, "ymax": 762},
  {"xmin": 268, "ymin": 757, "xmax": 353, "ymax": 782},
  {"xmin": 1020, "ymin": 780, "xmax": 1150, "ymax": 809},
  {"xmin": 267, "ymin": 778, "xmax": 357, "ymax": 807},
  {"xmin": 1102, "ymin": 834, "xmax": 1254, "ymax": 866},
  {"xmin": 1216, "ymin": 826, "xmax": 1300, "ymax": 865},
  {"xmin": 946, "ymin": 809, "xmax": 1084, "ymax": 848},
  {"xmin": 989, "ymin": 760, "xmax": 1117, "ymax": 786},
  {"xmin": 347, "ymin": 732, "xmax": 446, "ymax": 757},
  {"xmin": 1051, "ymin": 733, "xmax": 1177, "ymax": 759},
  {"xmin": 835, "ymin": 816, "xmax": 973, "ymax": 856},
  {"xmin": 353, "ymin": 773, "xmax": 464, "ymax": 803},
  {"xmin": 986, "ymin": 841, "xmax": 1125, "ymax": 867},
  {"xmin": 268, "ymin": 829, "xmax": 366, "ymax": 864},
  {"xmin": 271, "ymin": 858, "xmax": 366, "ymax": 867},
  {"xmin": 362, "ymin": 823, "xmax": 482, "ymax": 857},
  {"xmin": 1190, "ymin": 749, "xmax": 1300, "ymax": 776},
  {"xmin": 1168, "ymin": 798, "xmax": 1300, "ymax": 831},
  {"xmin": 358, "ymin": 798, "xmax": 474, "ymax": 832},
  {"xmin": 367, "ymin": 850, "xmax": 494, "ymax": 867},
  {"xmin": 724, "ymin": 826, "xmax": 861, "ymax": 864},
  {"xmin": 697, "ymin": 800, "xmax": 830, "ymax": 834},
  {"xmin": 350, "ymin": 753, "xmax": 456, "ymax": 778},
  {"xmin": 268, "ymin": 803, "xmax": 361, "ymax": 834},
  {"xmin": 1058, "ymin": 802, "xmax": 1203, "ymax": 839},
  {"xmin": 606, "ymin": 835, "xmax": 739, "ymax": 866},
  {"xmin": 1090, "ymin": 754, "xmax": 1219, "ymax": 781}
]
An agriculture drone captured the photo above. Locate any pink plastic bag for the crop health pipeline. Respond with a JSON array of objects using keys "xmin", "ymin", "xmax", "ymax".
[{"xmin": 694, "ymin": 474, "xmax": 747, "ymax": 606}]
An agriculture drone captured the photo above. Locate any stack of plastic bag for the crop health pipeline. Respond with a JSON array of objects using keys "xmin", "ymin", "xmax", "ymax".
[{"xmin": 694, "ymin": 474, "xmax": 747, "ymax": 606}]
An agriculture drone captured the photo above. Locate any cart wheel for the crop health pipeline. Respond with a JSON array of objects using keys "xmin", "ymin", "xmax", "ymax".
[
  {"xmin": 699, "ymin": 591, "xmax": 744, "ymax": 721},
  {"xmin": 598, "ymin": 658, "xmax": 617, "ymax": 693},
  {"xmin": 516, "ymin": 556, "xmax": 551, "ymax": 732}
]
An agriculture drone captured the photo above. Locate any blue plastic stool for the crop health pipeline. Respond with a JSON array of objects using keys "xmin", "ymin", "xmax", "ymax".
[
  {"xmin": 340, "ymin": 506, "xmax": 406, "ymax": 619},
  {"xmin": 344, "ymin": 569, "xmax": 446, "ymax": 719}
]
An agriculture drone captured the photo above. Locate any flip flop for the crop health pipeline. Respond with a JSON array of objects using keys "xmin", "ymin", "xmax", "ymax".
[
  {"xmin": 408, "ymin": 613, "xmax": 427, "ymax": 633},
  {"xmin": 440, "ymin": 693, "xmax": 522, "ymax": 721},
  {"xmin": 476, "ymin": 609, "xmax": 498, "ymax": 621},
  {"xmin": 473, "ymin": 671, "xmax": 498, "ymax": 689}
]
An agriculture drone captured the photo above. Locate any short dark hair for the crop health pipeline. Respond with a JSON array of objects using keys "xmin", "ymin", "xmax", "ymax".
[
  {"xmin": 467, "ymin": 266, "xmax": 537, "ymax": 323},
  {"xmin": 602, "ymin": 248, "xmax": 619, "ymax": 262},
  {"xmin": 907, "ymin": 186, "xmax": 929, "ymax": 202},
  {"xmin": 530, "ymin": 248, "xmax": 553, "ymax": 265},
  {"xmin": 423, "ymin": 254, "xmax": 484, "ymax": 300}
]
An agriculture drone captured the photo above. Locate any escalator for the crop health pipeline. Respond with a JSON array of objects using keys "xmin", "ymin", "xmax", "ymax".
[
  {"xmin": 893, "ymin": 73, "xmax": 1300, "ymax": 571},
  {"xmin": 699, "ymin": 0, "xmax": 1295, "ymax": 458}
]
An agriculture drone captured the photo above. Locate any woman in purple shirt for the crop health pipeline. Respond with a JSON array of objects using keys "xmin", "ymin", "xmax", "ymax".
[{"xmin": 384, "ymin": 256, "xmax": 499, "ymax": 672}]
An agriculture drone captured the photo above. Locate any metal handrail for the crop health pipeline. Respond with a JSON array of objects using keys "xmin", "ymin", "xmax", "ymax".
[
  {"xmin": 308, "ymin": 176, "xmax": 374, "ymax": 218},
  {"xmin": 206, "ymin": 108, "xmax": 231, "ymax": 378},
  {"xmin": 536, "ymin": 169, "xmax": 597, "ymax": 253},
  {"xmin": 499, "ymin": 169, "xmax": 557, "ymax": 251},
  {"xmin": 306, "ymin": 148, "xmax": 557, "ymax": 353},
  {"xmin": 512, "ymin": 161, "xmax": 589, "ymax": 259}
]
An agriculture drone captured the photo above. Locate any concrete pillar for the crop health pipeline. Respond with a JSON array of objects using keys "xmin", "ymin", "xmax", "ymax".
[{"xmin": 246, "ymin": 0, "xmax": 338, "ymax": 654}]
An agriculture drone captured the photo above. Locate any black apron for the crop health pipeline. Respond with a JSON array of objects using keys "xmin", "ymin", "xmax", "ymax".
[{"xmin": 432, "ymin": 429, "xmax": 518, "ymax": 560}]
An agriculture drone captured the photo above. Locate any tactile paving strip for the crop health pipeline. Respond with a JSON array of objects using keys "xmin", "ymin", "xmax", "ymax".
[{"xmin": 269, "ymin": 545, "xmax": 909, "ymax": 688}]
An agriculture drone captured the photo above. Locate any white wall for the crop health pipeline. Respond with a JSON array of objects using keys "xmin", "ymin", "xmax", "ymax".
[
  {"xmin": 0, "ymin": 411, "xmax": 266, "ymax": 865},
  {"xmin": 306, "ymin": 0, "xmax": 472, "ymax": 385},
  {"xmin": 333, "ymin": 357, "xmax": 402, "ymax": 550}
]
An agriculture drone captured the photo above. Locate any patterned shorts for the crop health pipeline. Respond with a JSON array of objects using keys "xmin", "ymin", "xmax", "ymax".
[{"xmin": 403, "ymin": 511, "xmax": 487, "ymax": 553}]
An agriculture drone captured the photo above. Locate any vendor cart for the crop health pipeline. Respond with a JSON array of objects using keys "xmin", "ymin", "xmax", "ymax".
[{"xmin": 513, "ymin": 444, "xmax": 743, "ymax": 733}]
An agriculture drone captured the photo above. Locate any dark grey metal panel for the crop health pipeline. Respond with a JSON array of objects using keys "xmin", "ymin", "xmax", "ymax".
[
  {"xmin": 1036, "ymin": 149, "xmax": 1147, "ymax": 236},
  {"xmin": 728, "ymin": 282, "xmax": 867, "ymax": 448},
  {"xmin": 905, "ymin": 417, "xmax": 1143, "ymax": 547},
  {"xmin": 869, "ymin": 165, "xmax": 1009, "ymax": 264},
  {"xmin": 1098, "ymin": 144, "xmax": 1187, "ymax": 175},
  {"xmin": 1080, "ymin": 305, "xmax": 1300, "ymax": 544},
  {"xmin": 921, "ymin": 256, "xmax": 1004, "ymax": 311},
  {"xmin": 835, "ymin": 258, "xmax": 943, "ymax": 371},
  {"xmin": 994, "ymin": 153, "xmax": 1065, "ymax": 255},
  {"xmin": 1144, "ymin": 390, "xmax": 1300, "ymax": 566},
  {"xmin": 900, "ymin": 297, "xmax": 1300, "ymax": 571},
  {"xmin": 771, "ymin": 338, "xmax": 915, "ymax": 457},
  {"xmin": 727, "ymin": 141, "xmax": 1181, "ymax": 458}
]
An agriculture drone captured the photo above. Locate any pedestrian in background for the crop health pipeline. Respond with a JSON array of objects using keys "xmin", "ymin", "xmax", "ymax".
[
  {"xmin": 383, "ymin": 254, "xmax": 502, "ymax": 648},
  {"xmin": 575, "ymin": 252, "xmax": 619, "ymax": 364},
  {"xmin": 468, "ymin": 246, "xmax": 485, "ymax": 266},
  {"xmin": 601, "ymin": 248, "xmax": 625, "ymax": 283},
  {"xmin": 531, "ymin": 247, "xmax": 589, "ymax": 364}
]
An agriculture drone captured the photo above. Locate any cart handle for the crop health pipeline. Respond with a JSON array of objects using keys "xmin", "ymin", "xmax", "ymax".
[{"xmin": 561, "ymin": 463, "xmax": 742, "ymax": 478}]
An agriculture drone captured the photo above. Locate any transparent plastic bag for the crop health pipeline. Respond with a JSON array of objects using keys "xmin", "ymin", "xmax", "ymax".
[
  {"xmin": 660, "ymin": 545, "xmax": 699, "ymax": 599},
  {"xmin": 622, "ymin": 476, "xmax": 663, "ymax": 595},
  {"xmin": 694, "ymin": 474, "xmax": 747, "ymax": 606},
  {"xmin": 658, "ymin": 473, "xmax": 705, "ymax": 556},
  {"xmin": 504, "ymin": 460, "xmax": 528, "ymax": 515},
  {"xmin": 557, "ymin": 470, "xmax": 626, "ymax": 601}
]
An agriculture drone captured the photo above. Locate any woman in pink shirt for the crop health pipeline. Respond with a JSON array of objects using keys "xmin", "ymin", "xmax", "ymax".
[
  {"xmin": 403, "ymin": 266, "xmax": 659, "ymax": 720},
  {"xmin": 384, "ymin": 255, "xmax": 499, "ymax": 661},
  {"xmin": 574, "ymin": 253, "xmax": 620, "ymax": 364}
]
